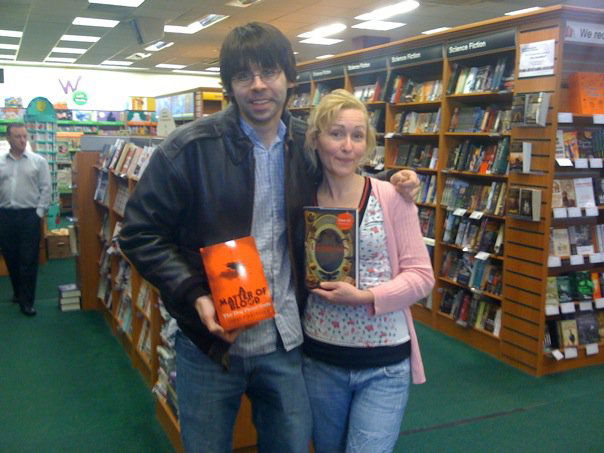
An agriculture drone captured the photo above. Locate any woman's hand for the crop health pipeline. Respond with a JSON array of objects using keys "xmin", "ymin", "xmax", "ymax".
[{"xmin": 312, "ymin": 281, "xmax": 374, "ymax": 306}]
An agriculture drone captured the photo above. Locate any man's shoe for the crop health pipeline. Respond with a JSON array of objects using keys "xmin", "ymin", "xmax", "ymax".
[{"xmin": 20, "ymin": 304, "xmax": 37, "ymax": 316}]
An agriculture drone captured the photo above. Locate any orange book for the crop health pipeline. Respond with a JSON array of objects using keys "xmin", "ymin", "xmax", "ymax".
[{"xmin": 200, "ymin": 236, "xmax": 274, "ymax": 330}]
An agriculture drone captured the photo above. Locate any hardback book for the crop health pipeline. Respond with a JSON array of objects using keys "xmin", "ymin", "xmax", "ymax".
[
  {"xmin": 303, "ymin": 207, "xmax": 359, "ymax": 289},
  {"xmin": 546, "ymin": 276, "xmax": 559, "ymax": 306},
  {"xmin": 558, "ymin": 179, "xmax": 577, "ymax": 208},
  {"xmin": 550, "ymin": 228, "xmax": 571, "ymax": 257},
  {"xmin": 524, "ymin": 92, "xmax": 551, "ymax": 127},
  {"xmin": 558, "ymin": 318, "xmax": 579, "ymax": 347},
  {"xmin": 58, "ymin": 283, "xmax": 81, "ymax": 298},
  {"xmin": 199, "ymin": 236, "xmax": 275, "ymax": 330},
  {"xmin": 556, "ymin": 275, "xmax": 573, "ymax": 303},
  {"xmin": 518, "ymin": 188, "xmax": 542, "ymax": 222},
  {"xmin": 575, "ymin": 312, "xmax": 601, "ymax": 344},
  {"xmin": 508, "ymin": 141, "xmax": 532, "ymax": 173},
  {"xmin": 573, "ymin": 177, "xmax": 596, "ymax": 208},
  {"xmin": 570, "ymin": 271, "xmax": 594, "ymax": 301}
]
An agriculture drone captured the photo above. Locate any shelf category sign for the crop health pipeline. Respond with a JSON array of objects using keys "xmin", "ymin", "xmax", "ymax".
[
  {"xmin": 296, "ymin": 71, "xmax": 311, "ymax": 84},
  {"xmin": 446, "ymin": 28, "xmax": 516, "ymax": 58},
  {"xmin": 311, "ymin": 65, "xmax": 345, "ymax": 81},
  {"xmin": 345, "ymin": 57, "xmax": 387, "ymax": 75},
  {"xmin": 388, "ymin": 44, "xmax": 443, "ymax": 68}
]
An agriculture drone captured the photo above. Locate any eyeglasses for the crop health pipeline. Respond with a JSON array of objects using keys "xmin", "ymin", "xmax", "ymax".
[{"xmin": 231, "ymin": 68, "xmax": 282, "ymax": 87}]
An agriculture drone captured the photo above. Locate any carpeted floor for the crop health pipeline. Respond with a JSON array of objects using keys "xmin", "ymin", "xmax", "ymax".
[{"xmin": 2, "ymin": 257, "xmax": 603, "ymax": 452}]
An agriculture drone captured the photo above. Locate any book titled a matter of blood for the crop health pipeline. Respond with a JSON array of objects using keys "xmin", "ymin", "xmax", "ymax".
[{"xmin": 200, "ymin": 236, "xmax": 274, "ymax": 330}]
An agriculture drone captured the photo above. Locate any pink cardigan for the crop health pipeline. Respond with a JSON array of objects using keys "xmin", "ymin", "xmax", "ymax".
[{"xmin": 368, "ymin": 179, "xmax": 435, "ymax": 384}]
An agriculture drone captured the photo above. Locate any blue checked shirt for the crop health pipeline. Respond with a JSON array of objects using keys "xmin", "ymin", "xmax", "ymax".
[{"xmin": 229, "ymin": 119, "xmax": 303, "ymax": 357}]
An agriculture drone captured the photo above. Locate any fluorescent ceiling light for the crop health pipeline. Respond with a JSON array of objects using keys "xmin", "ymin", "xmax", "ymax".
[
  {"xmin": 60, "ymin": 34, "xmax": 101, "ymax": 42},
  {"xmin": 0, "ymin": 44, "xmax": 19, "ymax": 50},
  {"xmin": 298, "ymin": 23, "xmax": 346, "ymax": 39},
  {"xmin": 226, "ymin": 0, "xmax": 262, "ymax": 7},
  {"xmin": 205, "ymin": 67, "xmax": 220, "ymax": 72},
  {"xmin": 316, "ymin": 54, "xmax": 334, "ymax": 60},
  {"xmin": 300, "ymin": 37, "xmax": 343, "ymax": 45},
  {"xmin": 352, "ymin": 21, "xmax": 405, "ymax": 31},
  {"xmin": 156, "ymin": 63, "xmax": 186, "ymax": 69},
  {"xmin": 88, "ymin": 0, "xmax": 146, "ymax": 6},
  {"xmin": 164, "ymin": 14, "xmax": 229, "ymax": 34},
  {"xmin": 101, "ymin": 60, "xmax": 133, "ymax": 66},
  {"xmin": 173, "ymin": 69, "xmax": 219, "ymax": 75},
  {"xmin": 355, "ymin": 1, "xmax": 419, "ymax": 21},
  {"xmin": 505, "ymin": 7, "xmax": 542, "ymax": 16},
  {"xmin": 52, "ymin": 47, "xmax": 87, "ymax": 54},
  {"xmin": 0, "ymin": 30, "xmax": 23, "ymax": 38},
  {"xmin": 73, "ymin": 17, "xmax": 120, "ymax": 28},
  {"xmin": 46, "ymin": 57, "xmax": 77, "ymax": 63},
  {"xmin": 126, "ymin": 52, "xmax": 151, "ymax": 60},
  {"xmin": 144, "ymin": 41, "xmax": 174, "ymax": 51},
  {"xmin": 0, "ymin": 54, "xmax": 16, "ymax": 60},
  {"xmin": 422, "ymin": 26, "xmax": 451, "ymax": 35}
]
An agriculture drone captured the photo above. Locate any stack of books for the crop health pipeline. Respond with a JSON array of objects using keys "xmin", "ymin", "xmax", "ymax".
[{"xmin": 58, "ymin": 283, "xmax": 81, "ymax": 311}]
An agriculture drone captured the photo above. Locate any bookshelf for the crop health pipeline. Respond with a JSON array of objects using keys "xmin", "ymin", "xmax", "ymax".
[{"xmin": 295, "ymin": 4, "xmax": 604, "ymax": 376}]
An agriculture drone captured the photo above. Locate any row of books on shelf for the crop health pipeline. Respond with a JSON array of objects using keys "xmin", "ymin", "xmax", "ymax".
[
  {"xmin": 415, "ymin": 174, "xmax": 437, "ymax": 205},
  {"xmin": 552, "ymin": 177, "xmax": 602, "ymax": 210},
  {"xmin": 154, "ymin": 301, "xmax": 178, "ymax": 419},
  {"xmin": 288, "ymin": 92, "xmax": 311, "ymax": 109},
  {"xmin": 448, "ymin": 105, "xmax": 512, "ymax": 134},
  {"xmin": 441, "ymin": 178, "xmax": 506, "ymax": 216},
  {"xmin": 556, "ymin": 127, "xmax": 604, "ymax": 160},
  {"xmin": 446, "ymin": 137, "xmax": 509, "ymax": 175},
  {"xmin": 546, "ymin": 271, "xmax": 604, "ymax": 309},
  {"xmin": 439, "ymin": 287, "xmax": 502, "ymax": 336},
  {"xmin": 352, "ymin": 81, "xmax": 384, "ymax": 103},
  {"xmin": 545, "ymin": 312, "xmax": 603, "ymax": 352},
  {"xmin": 441, "ymin": 250, "xmax": 503, "ymax": 296},
  {"xmin": 99, "ymin": 139, "xmax": 156, "ymax": 178},
  {"xmin": 447, "ymin": 57, "xmax": 513, "ymax": 96},
  {"xmin": 388, "ymin": 77, "xmax": 442, "ymax": 104},
  {"xmin": 392, "ymin": 109, "xmax": 440, "ymax": 134},
  {"xmin": 394, "ymin": 143, "xmax": 438, "ymax": 169},
  {"xmin": 442, "ymin": 213, "xmax": 504, "ymax": 255},
  {"xmin": 549, "ymin": 224, "xmax": 604, "ymax": 258}
]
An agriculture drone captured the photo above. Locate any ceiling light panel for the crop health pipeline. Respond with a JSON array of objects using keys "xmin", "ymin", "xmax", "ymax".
[
  {"xmin": 0, "ymin": 44, "xmax": 19, "ymax": 50},
  {"xmin": 0, "ymin": 54, "xmax": 16, "ymax": 60},
  {"xmin": 300, "ymin": 37, "xmax": 343, "ymax": 45},
  {"xmin": 173, "ymin": 70, "xmax": 220, "ymax": 75},
  {"xmin": 164, "ymin": 14, "xmax": 229, "ymax": 34},
  {"xmin": 205, "ymin": 67, "xmax": 220, "ymax": 72},
  {"xmin": 73, "ymin": 17, "xmax": 120, "ymax": 28},
  {"xmin": 101, "ymin": 60, "xmax": 132, "ymax": 65},
  {"xmin": 355, "ymin": 1, "xmax": 419, "ymax": 21},
  {"xmin": 144, "ymin": 41, "xmax": 174, "ymax": 51},
  {"xmin": 316, "ymin": 54, "xmax": 334, "ymax": 60},
  {"xmin": 60, "ymin": 34, "xmax": 101, "ymax": 42},
  {"xmin": 156, "ymin": 63, "xmax": 186, "ymax": 69},
  {"xmin": 422, "ymin": 26, "xmax": 451, "ymax": 35},
  {"xmin": 88, "ymin": 0, "xmax": 146, "ymax": 6},
  {"xmin": 51, "ymin": 47, "xmax": 88, "ymax": 54},
  {"xmin": 127, "ymin": 52, "xmax": 151, "ymax": 60},
  {"xmin": 352, "ymin": 21, "xmax": 406, "ymax": 31},
  {"xmin": 0, "ymin": 30, "xmax": 23, "ymax": 38},
  {"xmin": 505, "ymin": 7, "xmax": 542, "ymax": 16},
  {"xmin": 298, "ymin": 23, "xmax": 346, "ymax": 39},
  {"xmin": 45, "ymin": 57, "xmax": 77, "ymax": 63},
  {"xmin": 226, "ymin": 0, "xmax": 262, "ymax": 7}
]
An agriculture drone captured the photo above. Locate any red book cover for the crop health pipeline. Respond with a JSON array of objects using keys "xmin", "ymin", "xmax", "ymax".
[{"xmin": 200, "ymin": 236, "xmax": 274, "ymax": 330}]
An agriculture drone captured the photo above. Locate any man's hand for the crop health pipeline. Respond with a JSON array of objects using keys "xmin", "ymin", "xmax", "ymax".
[
  {"xmin": 312, "ymin": 281, "xmax": 374, "ymax": 306},
  {"xmin": 194, "ymin": 295, "xmax": 243, "ymax": 343},
  {"xmin": 390, "ymin": 169, "xmax": 420, "ymax": 201}
]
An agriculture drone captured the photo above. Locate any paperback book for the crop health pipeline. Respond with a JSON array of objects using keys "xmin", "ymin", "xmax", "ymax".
[
  {"xmin": 200, "ymin": 236, "xmax": 275, "ymax": 330},
  {"xmin": 303, "ymin": 207, "xmax": 359, "ymax": 289}
]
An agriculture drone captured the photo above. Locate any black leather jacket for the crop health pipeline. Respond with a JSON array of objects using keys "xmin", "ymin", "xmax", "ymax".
[{"xmin": 119, "ymin": 104, "xmax": 318, "ymax": 365}]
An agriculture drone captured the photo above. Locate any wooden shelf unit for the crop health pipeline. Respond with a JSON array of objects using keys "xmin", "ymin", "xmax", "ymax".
[{"xmin": 296, "ymin": 4, "xmax": 604, "ymax": 376}]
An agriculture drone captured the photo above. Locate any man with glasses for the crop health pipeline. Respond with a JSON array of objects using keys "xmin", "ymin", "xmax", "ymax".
[{"xmin": 120, "ymin": 22, "xmax": 419, "ymax": 452}]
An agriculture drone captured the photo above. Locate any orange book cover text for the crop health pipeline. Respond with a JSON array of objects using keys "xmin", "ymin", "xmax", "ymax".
[{"xmin": 200, "ymin": 236, "xmax": 274, "ymax": 330}]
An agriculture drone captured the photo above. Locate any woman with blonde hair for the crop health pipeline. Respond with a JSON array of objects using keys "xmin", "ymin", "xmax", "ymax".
[{"xmin": 302, "ymin": 89, "xmax": 434, "ymax": 452}]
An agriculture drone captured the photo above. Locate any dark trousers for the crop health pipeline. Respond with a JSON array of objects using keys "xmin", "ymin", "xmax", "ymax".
[{"xmin": 0, "ymin": 208, "xmax": 41, "ymax": 308}]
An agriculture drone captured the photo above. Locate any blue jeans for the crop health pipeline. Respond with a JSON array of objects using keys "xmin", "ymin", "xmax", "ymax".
[
  {"xmin": 175, "ymin": 331, "xmax": 312, "ymax": 453},
  {"xmin": 303, "ymin": 356, "xmax": 411, "ymax": 453}
]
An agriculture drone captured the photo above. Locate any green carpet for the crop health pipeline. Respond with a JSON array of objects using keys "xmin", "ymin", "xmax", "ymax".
[
  {"xmin": 0, "ymin": 258, "xmax": 172, "ymax": 453},
  {"xmin": 2, "ymin": 258, "xmax": 604, "ymax": 452}
]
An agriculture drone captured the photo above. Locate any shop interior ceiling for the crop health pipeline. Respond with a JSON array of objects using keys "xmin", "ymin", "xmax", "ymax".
[{"xmin": 0, "ymin": 0, "xmax": 597, "ymax": 77}]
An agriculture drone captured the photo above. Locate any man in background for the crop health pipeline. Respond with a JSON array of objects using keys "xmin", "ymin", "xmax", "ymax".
[{"xmin": 0, "ymin": 123, "xmax": 51, "ymax": 316}]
